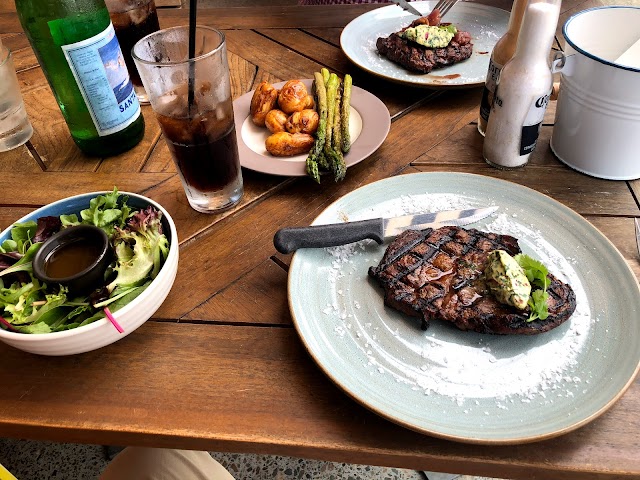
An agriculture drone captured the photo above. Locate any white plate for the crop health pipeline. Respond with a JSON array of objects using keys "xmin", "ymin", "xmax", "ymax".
[
  {"xmin": 288, "ymin": 172, "xmax": 640, "ymax": 444},
  {"xmin": 233, "ymin": 79, "xmax": 390, "ymax": 176},
  {"xmin": 340, "ymin": 1, "xmax": 509, "ymax": 88}
]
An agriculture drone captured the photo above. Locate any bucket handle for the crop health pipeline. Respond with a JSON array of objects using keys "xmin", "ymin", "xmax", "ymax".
[{"xmin": 553, "ymin": 51, "xmax": 577, "ymax": 76}]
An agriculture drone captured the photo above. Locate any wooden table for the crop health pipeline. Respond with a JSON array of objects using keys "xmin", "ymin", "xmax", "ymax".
[{"xmin": 1, "ymin": 2, "xmax": 639, "ymax": 479}]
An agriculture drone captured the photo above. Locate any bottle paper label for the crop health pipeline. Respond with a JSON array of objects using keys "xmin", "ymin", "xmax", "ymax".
[
  {"xmin": 61, "ymin": 23, "xmax": 140, "ymax": 136},
  {"xmin": 479, "ymin": 58, "xmax": 502, "ymax": 122},
  {"xmin": 519, "ymin": 91, "xmax": 551, "ymax": 156}
]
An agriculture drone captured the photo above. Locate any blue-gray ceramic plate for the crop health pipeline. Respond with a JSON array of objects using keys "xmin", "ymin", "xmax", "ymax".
[
  {"xmin": 340, "ymin": 1, "xmax": 509, "ymax": 88},
  {"xmin": 288, "ymin": 172, "xmax": 640, "ymax": 444}
]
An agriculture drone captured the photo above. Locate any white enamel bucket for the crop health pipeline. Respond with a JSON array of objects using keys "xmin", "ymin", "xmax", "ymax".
[{"xmin": 550, "ymin": 6, "xmax": 640, "ymax": 180}]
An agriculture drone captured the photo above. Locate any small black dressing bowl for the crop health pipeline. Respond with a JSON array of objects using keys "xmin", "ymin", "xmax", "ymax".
[{"xmin": 32, "ymin": 225, "xmax": 111, "ymax": 295}]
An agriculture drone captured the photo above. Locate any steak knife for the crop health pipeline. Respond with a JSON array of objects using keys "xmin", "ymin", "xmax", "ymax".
[
  {"xmin": 389, "ymin": 0, "xmax": 423, "ymax": 17},
  {"xmin": 274, "ymin": 206, "xmax": 498, "ymax": 254}
]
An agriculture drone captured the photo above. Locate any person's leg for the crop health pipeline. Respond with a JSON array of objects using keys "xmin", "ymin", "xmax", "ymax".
[{"xmin": 99, "ymin": 447, "xmax": 235, "ymax": 480}]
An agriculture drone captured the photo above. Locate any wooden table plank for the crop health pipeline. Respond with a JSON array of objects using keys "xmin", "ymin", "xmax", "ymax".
[
  {"xmin": 0, "ymin": 207, "xmax": 35, "ymax": 231},
  {"xmin": 155, "ymin": 0, "xmax": 181, "ymax": 7},
  {"xmin": 627, "ymin": 179, "xmax": 640, "ymax": 207},
  {"xmin": 227, "ymin": 50, "xmax": 263, "ymax": 100},
  {"xmin": 0, "ymin": 143, "xmax": 42, "ymax": 174},
  {"xmin": 302, "ymin": 27, "xmax": 343, "ymax": 47},
  {"xmin": 157, "ymin": 4, "xmax": 383, "ymax": 30},
  {"xmin": 155, "ymin": 0, "xmax": 515, "ymax": 31},
  {"xmin": 256, "ymin": 28, "xmax": 352, "ymax": 73},
  {"xmin": 93, "ymin": 107, "xmax": 162, "ymax": 174},
  {"xmin": 587, "ymin": 216, "xmax": 640, "ymax": 280},
  {"xmin": 0, "ymin": 322, "xmax": 637, "ymax": 479},
  {"xmin": 225, "ymin": 29, "xmax": 325, "ymax": 85},
  {"xmin": 1, "ymin": 33, "xmax": 39, "ymax": 72},
  {"xmin": 183, "ymin": 258, "xmax": 291, "ymax": 325},
  {"xmin": 5, "ymin": 4, "xmax": 384, "ymax": 34},
  {"xmin": 0, "ymin": 172, "xmax": 173, "ymax": 209},
  {"xmin": 410, "ymin": 164, "xmax": 639, "ymax": 217}
]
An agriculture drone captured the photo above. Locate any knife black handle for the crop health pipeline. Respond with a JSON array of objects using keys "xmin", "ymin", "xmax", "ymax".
[{"xmin": 273, "ymin": 218, "xmax": 384, "ymax": 254}]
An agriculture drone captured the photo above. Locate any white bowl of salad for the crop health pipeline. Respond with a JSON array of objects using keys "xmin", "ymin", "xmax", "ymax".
[{"xmin": 0, "ymin": 189, "xmax": 178, "ymax": 355}]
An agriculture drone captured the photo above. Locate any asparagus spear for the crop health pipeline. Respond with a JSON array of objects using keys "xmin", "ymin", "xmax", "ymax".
[
  {"xmin": 306, "ymin": 70, "xmax": 350, "ymax": 182},
  {"xmin": 333, "ymin": 79, "xmax": 342, "ymax": 151},
  {"xmin": 317, "ymin": 150, "xmax": 329, "ymax": 171},
  {"xmin": 321, "ymin": 68, "xmax": 330, "ymax": 86},
  {"xmin": 331, "ymin": 80, "xmax": 346, "ymax": 182},
  {"xmin": 323, "ymin": 74, "xmax": 345, "ymax": 181},
  {"xmin": 305, "ymin": 71, "xmax": 328, "ymax": 182},
  {"xmin": 306, "ymin": 157, "xmax": 320, "ymax": 183},
  {"xmin": 340, "ymin": 74, "xmax": 352, "ymax": 154},
  {"xmin": 313, "ymin": 72, "xmax": 328, "ymax": 161},
  {"xmin": 324, "ymin": 73, "xmax": 338, "ymax": 158}
]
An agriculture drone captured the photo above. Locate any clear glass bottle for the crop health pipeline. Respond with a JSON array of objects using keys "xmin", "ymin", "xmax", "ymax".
[
  {"xmin": 14, "ymin": 0, "xmax": 145, "ymax": 157},
  {"xmin": 482, "ymin": 0, "xmax": 561, "ymax": 169},
  {"xmin": 478, "ymin": 0, "xmax": 529, "ymax": 136}
]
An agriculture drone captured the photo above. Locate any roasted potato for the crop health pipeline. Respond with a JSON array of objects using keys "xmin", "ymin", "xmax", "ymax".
[
  {"xmin": 265, "ymin": 132, "xmax": 314, "ymax": 157},
  {"xmin": 264, "ymin": 109, "xmax": 288, "ymax": 133},
  {"xmin": 277, "ymin": 80, "xmax": 314, "ymax": 114},
  {"xmin": 250, "ymin": 82, "xmax": 278, "ymax": 127},
  {"xmin": 285, "ymin": 109, "xmax": 319, "ymax": 135}
]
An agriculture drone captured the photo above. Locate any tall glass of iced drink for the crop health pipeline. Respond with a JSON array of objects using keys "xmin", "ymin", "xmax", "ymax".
[
  {"xmin": 105, "ymin": 0, "xmax": 160, "ymax": 104},
  {"xmin": 132, "ymin": 26, "xmax": 243, "ymax": 213}
]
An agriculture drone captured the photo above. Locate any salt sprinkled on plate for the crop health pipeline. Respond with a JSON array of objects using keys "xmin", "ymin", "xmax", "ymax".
[{"xmin": 315, "ymin": 192, "xmax": 592, "ymax": 415}]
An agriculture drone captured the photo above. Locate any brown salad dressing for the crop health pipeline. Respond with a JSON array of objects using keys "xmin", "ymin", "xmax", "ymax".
[{"xmin": 43, "ymin": 239, "xmax": 103, "ymax": 279}]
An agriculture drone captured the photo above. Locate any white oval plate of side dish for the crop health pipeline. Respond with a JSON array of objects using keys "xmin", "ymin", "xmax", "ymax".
[
  {"xmin": 288, "ymin": 172, "xmax": 640, "ymax": 444},
  {"xmin": 233, "ymin": 79, "xmax": 390, "ymax": 176},
  {"xmin": 341, "ymin": 1, "xmax": 509, "ymax": 88}
]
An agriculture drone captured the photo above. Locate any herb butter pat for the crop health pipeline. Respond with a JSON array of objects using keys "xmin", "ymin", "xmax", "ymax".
[
  {"xmin": 400, "ymin": 24, "xmax": 457, "ymax": 48},
  {"xmin": 485, "ymin": 250, "xmax": 531, "ymax": 310}
]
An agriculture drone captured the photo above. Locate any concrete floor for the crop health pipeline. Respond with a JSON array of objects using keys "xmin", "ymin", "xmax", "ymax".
[{"xmin": 0, "ymin": 438, "xmax": 505, "ymax": 480}]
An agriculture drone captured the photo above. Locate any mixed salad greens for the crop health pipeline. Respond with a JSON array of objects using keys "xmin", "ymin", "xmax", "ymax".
[{"xmin": 0, "ymin": 188, "xmax": 169, "ymax": 334}]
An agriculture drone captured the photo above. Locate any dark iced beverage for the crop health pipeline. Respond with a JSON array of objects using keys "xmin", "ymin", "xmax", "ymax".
[
  {"xmin": 155, "ymin": 92, "xmax": 243, "ymax": 212},
  {"xmin": 132, "ymin": 25, "xmax": 243, "ymax": 212},
  {"xmin": 107, "ymin": 0, "xmax": 160, "ymax": 103}
]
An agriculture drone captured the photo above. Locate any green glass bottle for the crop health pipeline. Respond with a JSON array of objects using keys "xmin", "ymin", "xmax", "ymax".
[{"xmin": 15, "ymin": 0, "xmax": 145, "ymax": 156}]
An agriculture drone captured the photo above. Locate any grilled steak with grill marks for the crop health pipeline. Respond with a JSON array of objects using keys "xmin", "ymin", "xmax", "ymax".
[{"xmin": 368, "ymin": 226, "xmax": 576, "ymax": 335}]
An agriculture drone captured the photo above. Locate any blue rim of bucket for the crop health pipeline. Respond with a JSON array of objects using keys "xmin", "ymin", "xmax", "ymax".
[{"xmin": 563, "ymin": 6, "xmax": 640, "ymax": 74}]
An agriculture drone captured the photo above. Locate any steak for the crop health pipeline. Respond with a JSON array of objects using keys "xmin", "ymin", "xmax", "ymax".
[
  {"xmin": 376, "ymin": 32, "xmax": 473, "ymax": 74},
  {"xmin": 368, "ymin": 226, "xmax": 577, "ymax": 335},
  {"xmin": 376, "ymin": 12, "xmax": 474, "ymax": 74}
]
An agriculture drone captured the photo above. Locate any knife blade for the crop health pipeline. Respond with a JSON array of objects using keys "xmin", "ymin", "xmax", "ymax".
[
  {"xmin": 273, "ymin": 206, "xmax": 498, "ymax": 254},
  {"xmin": 389, "ymin": 0, "xmax": 423, "ymax": 17}
]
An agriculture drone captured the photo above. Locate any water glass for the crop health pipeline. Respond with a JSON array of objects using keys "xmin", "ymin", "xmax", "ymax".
[{"xmin": 0, "ymin": 43, "xmax": 33, "ymax": 152}]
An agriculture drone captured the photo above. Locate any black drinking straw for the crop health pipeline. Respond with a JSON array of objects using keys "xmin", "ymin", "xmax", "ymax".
[{"xmin": 187, "ymin": 0, "xmax": 197, "ymax": 115}]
